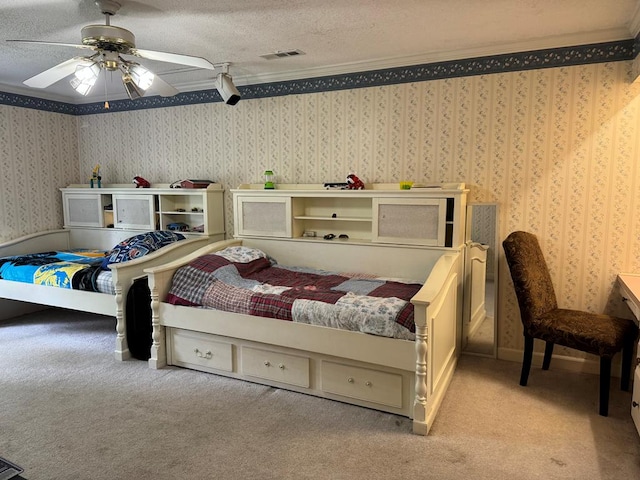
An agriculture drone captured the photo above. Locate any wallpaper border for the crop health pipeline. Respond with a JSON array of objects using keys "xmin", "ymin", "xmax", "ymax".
[
  {"xmin": 0, "ymin": 90, "xmax": 77, "ymax": 115},
  {"xmin": 0, "ymin": 39, "xmax": 636, "ymax": 116}
]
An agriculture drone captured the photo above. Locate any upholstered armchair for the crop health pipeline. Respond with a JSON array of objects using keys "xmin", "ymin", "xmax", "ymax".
[{"xmin": 503, "ymin": 231, "xmax": 638, "ymax": 416}]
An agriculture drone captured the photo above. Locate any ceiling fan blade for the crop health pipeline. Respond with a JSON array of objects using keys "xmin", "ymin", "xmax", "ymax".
[
  {"xmin": 24, "ymin": 57, "xmax": 93, "ymax": 88},
  {"xmin": 131, "ymin": 48, "xmax": 215, "ymax": 70},
  {"xmin": 7, "ymin": 39, "xmax": 97, "ymax": 52},
  {"xmin": 151, "ymin": 75, "xmax": 180, "ymax": 97}
]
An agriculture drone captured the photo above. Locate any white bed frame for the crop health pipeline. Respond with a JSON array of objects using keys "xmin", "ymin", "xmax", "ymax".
[
  {"xmin": 145, "ymin": 238, "xmax": 464, "ymax": 435},
  {"xmin": 0, "ymin": 228, "xmax": 216, "ymax": 360}
]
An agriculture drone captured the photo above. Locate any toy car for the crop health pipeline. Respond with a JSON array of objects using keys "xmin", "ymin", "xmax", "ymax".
[{"xmin": 167, "ymin": 222, "xmax": 190, "ymax": 232}]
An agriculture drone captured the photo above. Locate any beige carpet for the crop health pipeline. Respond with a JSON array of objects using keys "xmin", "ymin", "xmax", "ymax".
[
  {"xmin": 1, "ymin": 309, "xmax": 639, "ymax": 480},
  {"xmin": 465, "ymin": 314, "xmax": 495, "ymax": 356}
]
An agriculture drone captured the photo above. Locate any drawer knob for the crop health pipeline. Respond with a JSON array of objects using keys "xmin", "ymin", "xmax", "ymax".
[
  {"xmin": 365, "ymin": 381, "xmax": 372, "ymax": 387},
  {"xmin": 194, "ymin": 348, "xmax": 212, "ymax": 359},
  {"xmin": 347, "ymin": 377, "xmax": 354, "ymax": 383},
  {"xmin": 264, "ymin": 361, "xmax": 271, "ymax": 367},
  {"xmin": 633, "ymin": 401, "xmax": 639, "ymax": 408},
  {"xmin": 278, "ymin": 363, "xmax": 285, "ymax": 370}
]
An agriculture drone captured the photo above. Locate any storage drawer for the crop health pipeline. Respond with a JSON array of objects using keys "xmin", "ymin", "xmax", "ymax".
[
  {"xmin": 619, "ymin": 276, "xmax": 640, "ymax": 321},
  {"xmin": 170, "ymin": 329, "xmax": 233, "ymax": 372},
  {"xmin": 621, "ymin": 292, "xmax": 640, "ymax": 321},
  {"xmin": 321, "ymin": 361, "xmax": 403, "ymax": 408},
  {"xmin": 241, "ymin": 346, "xmax": 310, "ymax": 388}
]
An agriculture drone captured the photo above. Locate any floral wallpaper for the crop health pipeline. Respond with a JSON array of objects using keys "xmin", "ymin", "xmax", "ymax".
[
  {"xmin": 0, "ymin": 105, "xmax": 78, "ymax": 242},
  {"xmin": 2, "ymin": 59, "xmax": 640, "ymax": 361}
]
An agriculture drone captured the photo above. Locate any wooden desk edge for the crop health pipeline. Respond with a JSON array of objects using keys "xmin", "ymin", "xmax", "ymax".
[{"xmin": 618, "ymin": 273, "xmax": 640, "ymax": 313}]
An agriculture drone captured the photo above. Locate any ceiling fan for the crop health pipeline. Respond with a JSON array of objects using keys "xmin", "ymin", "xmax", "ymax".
[{"xmin": 7, "ymin": 0, "xmax": 216, "ymax": 100}]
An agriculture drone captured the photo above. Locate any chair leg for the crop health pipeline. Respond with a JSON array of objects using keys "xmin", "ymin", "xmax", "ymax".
[
  {"xmin": 542, "ymin": 341, "xmax": 554, "ymax": 370},
  {"xmin": 620, "ymin": 342, "xmax": 633, "ymax": 392},
  {"xmin": 599, "ymin": 357, "xmax": 611, "ymax": 417},
  {"xmin": 520, "ymin": 335, "xmax": 534, "ymax": 386}
]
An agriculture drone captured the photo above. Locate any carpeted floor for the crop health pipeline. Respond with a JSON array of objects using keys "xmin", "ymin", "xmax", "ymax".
[{"xmin": 1, "ymin": 309, "xmax": 639, "ymax": 480}]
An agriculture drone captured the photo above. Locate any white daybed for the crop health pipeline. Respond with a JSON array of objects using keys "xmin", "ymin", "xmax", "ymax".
[
  {"xmin": 0, "ymin": 228, "xmax": 215, "ymax": 360},
  {"xmin": 145, "ymin": 237, "xmax": 464, "ymax": 435}
]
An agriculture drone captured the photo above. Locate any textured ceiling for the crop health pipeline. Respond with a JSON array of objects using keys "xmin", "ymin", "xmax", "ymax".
[{"xmin": 1, "ymin": 0, "xmax": 639, "ymax": 103}]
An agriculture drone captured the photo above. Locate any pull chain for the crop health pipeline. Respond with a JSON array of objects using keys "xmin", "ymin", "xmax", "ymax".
[{"xmin": 104, "ymin": 70, "xmax": 110, "ymax": 109}]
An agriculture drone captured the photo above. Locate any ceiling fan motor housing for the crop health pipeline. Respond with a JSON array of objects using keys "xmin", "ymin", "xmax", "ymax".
[{"xmin": 81, "ymin": 25, "xmax": 135, "ymax": 53}]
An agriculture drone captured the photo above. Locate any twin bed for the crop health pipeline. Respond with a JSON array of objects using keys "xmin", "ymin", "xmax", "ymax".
[
  {"xmin": 0, "ymin": 228, "xmax": 215, "ymax": 360},
  {"xmin": 145, "ymin": 237, "xmax": 464, "ymax": 435}
]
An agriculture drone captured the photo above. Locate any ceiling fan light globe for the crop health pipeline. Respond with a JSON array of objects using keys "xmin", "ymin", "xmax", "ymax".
[
  {"xmin": 129, "ymin": 64, "xmax": 154, "ymax": 91},
  {"xmin": 74, "ymin": 63, "xmax": 100, "ymax": 82},
  {"xmin": 122, "ymin": 73, "xmax": 144, "ymax": 100},
  {"xmin": 70, "ymin": 76, "xmax": 96, "ymax": 96}
]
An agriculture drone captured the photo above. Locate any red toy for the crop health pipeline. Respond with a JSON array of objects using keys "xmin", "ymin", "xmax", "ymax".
[
  {"xmin": 346, "ymin": 173, "xmax": 365, "ymax": 190},
  {"xmin": 133, "ymin": 176, "xmax": 151, "ymax": 188}
]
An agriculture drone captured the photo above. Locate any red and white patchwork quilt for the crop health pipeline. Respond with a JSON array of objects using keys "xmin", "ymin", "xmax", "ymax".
[{"xmin": 166, "ymin": 246, "xmax": 422, "ymax": 340}]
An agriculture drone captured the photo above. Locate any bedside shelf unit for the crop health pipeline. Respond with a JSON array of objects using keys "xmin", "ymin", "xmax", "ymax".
[
  {"xmin": 232, "ymin": 183, "xmax": 468, "ymax": 248},
  {"xmin": 61, "ymin": 183, "xmax": 226, "ymax": 238}
]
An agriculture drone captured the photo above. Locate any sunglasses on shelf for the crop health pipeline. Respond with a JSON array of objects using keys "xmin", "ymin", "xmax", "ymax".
[{"xmin": 323, "ymin": 234, "xmax": 349, "ymax": 240}]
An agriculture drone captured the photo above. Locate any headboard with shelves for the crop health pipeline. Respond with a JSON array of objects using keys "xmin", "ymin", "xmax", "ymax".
[
  {"xmin": 61, "ymin": 183, "xmax": 225, "ymax": 238},
  {"xmin": 232, "ymin": 183, "xmax": 468, "ymax": 249}
]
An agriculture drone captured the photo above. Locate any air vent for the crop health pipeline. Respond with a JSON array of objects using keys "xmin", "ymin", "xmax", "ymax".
[{"xmin": 260, "ymin": 49, "xmax": 306, "ymax": 60}]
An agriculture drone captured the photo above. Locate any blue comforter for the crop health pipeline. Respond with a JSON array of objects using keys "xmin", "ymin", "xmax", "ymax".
[{"xmin": 0, "ymin": 250, "xmax": 106, "ymax": 291}]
